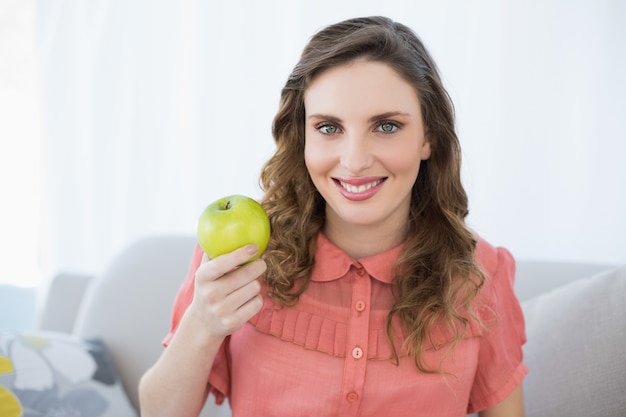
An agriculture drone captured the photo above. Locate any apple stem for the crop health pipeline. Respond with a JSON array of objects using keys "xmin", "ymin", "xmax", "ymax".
[{"xmin": 225, "ymin": 201, "xmax": 231, "ymax": 210}]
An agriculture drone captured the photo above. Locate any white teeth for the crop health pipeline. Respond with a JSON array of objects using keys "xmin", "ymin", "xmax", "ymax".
[{"xmin": 339, "ymin": 179, "xmax": 382, "ymax": 193}]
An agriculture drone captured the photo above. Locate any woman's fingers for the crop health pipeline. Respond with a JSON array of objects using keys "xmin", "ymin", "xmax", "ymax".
[
  {"xmin": 197, "ymin": 244, "xmax": 258, "ymax": 282},
  {"xmin": 201, "ymin": 259, "xmax": 265, "ymax": 306},
  {"xmin": 190, "ymin": 244, "xmax": 266, "ymax": 337},
  {"xmin": 214, "ymin": 270, "xmax": 264, "ymax": 332}
]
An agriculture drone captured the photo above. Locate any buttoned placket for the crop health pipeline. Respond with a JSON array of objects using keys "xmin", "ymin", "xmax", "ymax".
[{"xmin": 338, "ymin": 262, "xmax": 371, "ymax": 416}]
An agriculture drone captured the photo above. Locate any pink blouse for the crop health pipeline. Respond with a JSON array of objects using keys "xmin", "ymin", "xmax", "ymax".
[{"xmin": 165, "ymin": 233, "xmax": 527, "ymax": 416}]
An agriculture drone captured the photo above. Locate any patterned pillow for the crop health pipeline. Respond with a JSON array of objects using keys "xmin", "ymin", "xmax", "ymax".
[{"xmin": 0, "ymin": 330, "xmax": 137, "ymax": 417}]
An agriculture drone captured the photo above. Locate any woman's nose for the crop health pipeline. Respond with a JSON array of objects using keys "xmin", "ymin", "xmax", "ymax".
[{"xmin": 340, "ymin": 134, "xmax": 374, "ymax": 174}]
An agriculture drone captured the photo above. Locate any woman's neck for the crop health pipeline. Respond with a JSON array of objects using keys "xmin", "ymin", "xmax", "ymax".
[{"xmin": 322, "ymin": 216, "xmax": 408, "ymax": 259}]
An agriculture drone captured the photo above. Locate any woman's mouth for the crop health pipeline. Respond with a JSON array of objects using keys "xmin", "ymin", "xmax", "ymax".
[{"xmin": 333, "ymin": 177, "xmax": 387, "ymax": 201}]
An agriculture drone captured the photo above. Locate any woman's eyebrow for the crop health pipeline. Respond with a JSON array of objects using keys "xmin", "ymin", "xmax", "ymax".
[
  {"xmin": 307, "ymin": 113, "xmax": 342, "ymax": 123},
  {"xmin": 307, "ymin": 111, "xmax": 411, "ymax": 122},
  {"xmin": 368, "ymin": 111, "xmax": 411, "ymax": 122}
]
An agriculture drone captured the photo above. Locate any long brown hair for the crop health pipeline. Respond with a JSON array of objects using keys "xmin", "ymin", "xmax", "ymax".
[{"xmin": 260, "ymin": 16, "xmax": 484, "ymax": 372}]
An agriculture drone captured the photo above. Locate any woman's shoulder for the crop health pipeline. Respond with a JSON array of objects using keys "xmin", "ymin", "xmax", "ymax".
[
  {"xmin": 469, "ymin": 238, "xmax": 525, "ymax": 349},
  {"xmin": 473, "ymin": 236, "xmax": 518, "ymax": 309},
  {"xmin": 474, "ymin": 236, "xmax": 515, "ymax": 281}
]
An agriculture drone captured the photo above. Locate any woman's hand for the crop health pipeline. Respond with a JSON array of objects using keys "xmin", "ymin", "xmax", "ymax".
[{"xmin": 187, "ymin": 243, "xmax": 266, "ymax": 339}]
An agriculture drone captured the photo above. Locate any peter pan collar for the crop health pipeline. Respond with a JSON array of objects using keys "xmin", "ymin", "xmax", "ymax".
[{"xmin": 310, "ymin": 233, "xmax": 404, "ymax": 284}]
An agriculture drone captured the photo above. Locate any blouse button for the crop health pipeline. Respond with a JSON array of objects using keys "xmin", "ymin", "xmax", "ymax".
[
  {"xmin": 346, "ymin": 391, "xmax": 359, "ymax": 402},
  {"xmin": 351, "ymin": 346, "xmax": 364, "ymax": 359},
  {"xmin": 355, "ymin": 300, "xmax": 366, "ymax": 312},
  {"xmin": 355, "ymin": 265, "xmax": 365, "ymax": 276}
]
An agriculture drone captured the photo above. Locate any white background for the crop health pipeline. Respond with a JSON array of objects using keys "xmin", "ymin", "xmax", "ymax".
[{"xmin": 1, "ymin": 0, "xmax": 625, "ymax": 288}]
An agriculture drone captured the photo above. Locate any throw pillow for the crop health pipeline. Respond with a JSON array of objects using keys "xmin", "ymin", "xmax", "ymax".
[
  {"xmin": 521, "ymin": 265, "xmax": 626, "ymax": 417},
  {"xmin": 0, "ymin": 330, "xmax": 137, "ymax": 417}
]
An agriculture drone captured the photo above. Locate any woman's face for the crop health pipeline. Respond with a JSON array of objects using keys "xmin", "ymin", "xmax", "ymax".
[{"xmin": 304, "ymin": 59, "xmax": 431, "ymax": 234}]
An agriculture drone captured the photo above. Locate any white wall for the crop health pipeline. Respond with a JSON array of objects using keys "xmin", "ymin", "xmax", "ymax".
[
  {"xmin": 451, "ymin": 2, "xmax": 626, "ymax": 265},
  {"xmin": 0, "ymin": 0, "xmax": 41, "ymax": 287},
  {"xmin": 32, "ymin": 0, "xmax": 626, "ymax": 280}
]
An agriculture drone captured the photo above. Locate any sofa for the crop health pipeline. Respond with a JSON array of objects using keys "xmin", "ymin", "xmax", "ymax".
[{"xmin": 1, "ymin": 235, "xmax": 624, "ymax": 416}]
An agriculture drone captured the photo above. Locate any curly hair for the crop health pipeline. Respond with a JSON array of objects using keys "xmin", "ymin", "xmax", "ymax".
[{"xmin": 259, "ymin": 16, "xmax": 485, "ymax": 372}]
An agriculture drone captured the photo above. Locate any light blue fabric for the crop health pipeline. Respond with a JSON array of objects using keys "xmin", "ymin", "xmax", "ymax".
[{"xmin": 0, "ymin": 285, "xmax": 36, "ymax": 331}]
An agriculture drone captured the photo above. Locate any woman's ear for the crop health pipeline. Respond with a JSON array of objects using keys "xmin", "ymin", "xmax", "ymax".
[{"xmin": 421, "ymin": 132, "xmax": 432, "ymax": 161}]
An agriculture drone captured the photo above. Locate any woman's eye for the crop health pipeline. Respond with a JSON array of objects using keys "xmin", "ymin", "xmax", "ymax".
[
  {"xmin": 378, "ymin": 122, "xmax": 399, "ymax": 133},
  {"xmin": 318, "ymin": 124, "xmax": 339, "ymax": 134}
]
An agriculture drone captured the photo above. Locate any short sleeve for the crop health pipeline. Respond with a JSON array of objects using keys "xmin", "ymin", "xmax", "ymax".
[
  {"xmin": 162, "ymin": 243, "xmax": 231, "ymax": 405},
  {"xmin": 467, "ymin": 240, "xmax": 528, "ymax": 413}
]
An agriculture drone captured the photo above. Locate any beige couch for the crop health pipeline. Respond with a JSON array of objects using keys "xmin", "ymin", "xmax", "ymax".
[{"xmin": 33, "ymin": 235, "xmax": 626, "ymax": 416}]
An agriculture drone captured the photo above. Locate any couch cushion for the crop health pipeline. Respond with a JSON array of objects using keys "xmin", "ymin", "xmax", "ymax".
[
  {"xmin": 521, "ymin": 265, "xmax": 626, "ymax": 417},
  {"xmin": 0, "ymin": 330, "xmax": 137, "ymax": 417}
]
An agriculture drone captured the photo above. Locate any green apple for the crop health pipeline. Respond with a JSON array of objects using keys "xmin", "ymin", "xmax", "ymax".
[{"xmin": 196, "ymin": 194, "xmax": 271, "ymax": 262}]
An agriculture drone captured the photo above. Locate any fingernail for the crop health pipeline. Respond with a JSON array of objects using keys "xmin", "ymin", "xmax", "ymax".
[{"xmin": 247, "ymin": 244, "xmax": 259, "ymax": 255}]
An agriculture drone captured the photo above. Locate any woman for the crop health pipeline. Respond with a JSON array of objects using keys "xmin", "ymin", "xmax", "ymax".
[{"xmin": 139, "ymin": 16, "xmax": 527, "ymax": 416}]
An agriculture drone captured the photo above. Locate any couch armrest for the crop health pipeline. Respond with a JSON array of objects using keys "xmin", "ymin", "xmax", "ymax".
[{"xmin": 37, "ymin": 272, "xmax": 93, "ymax": 332}]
